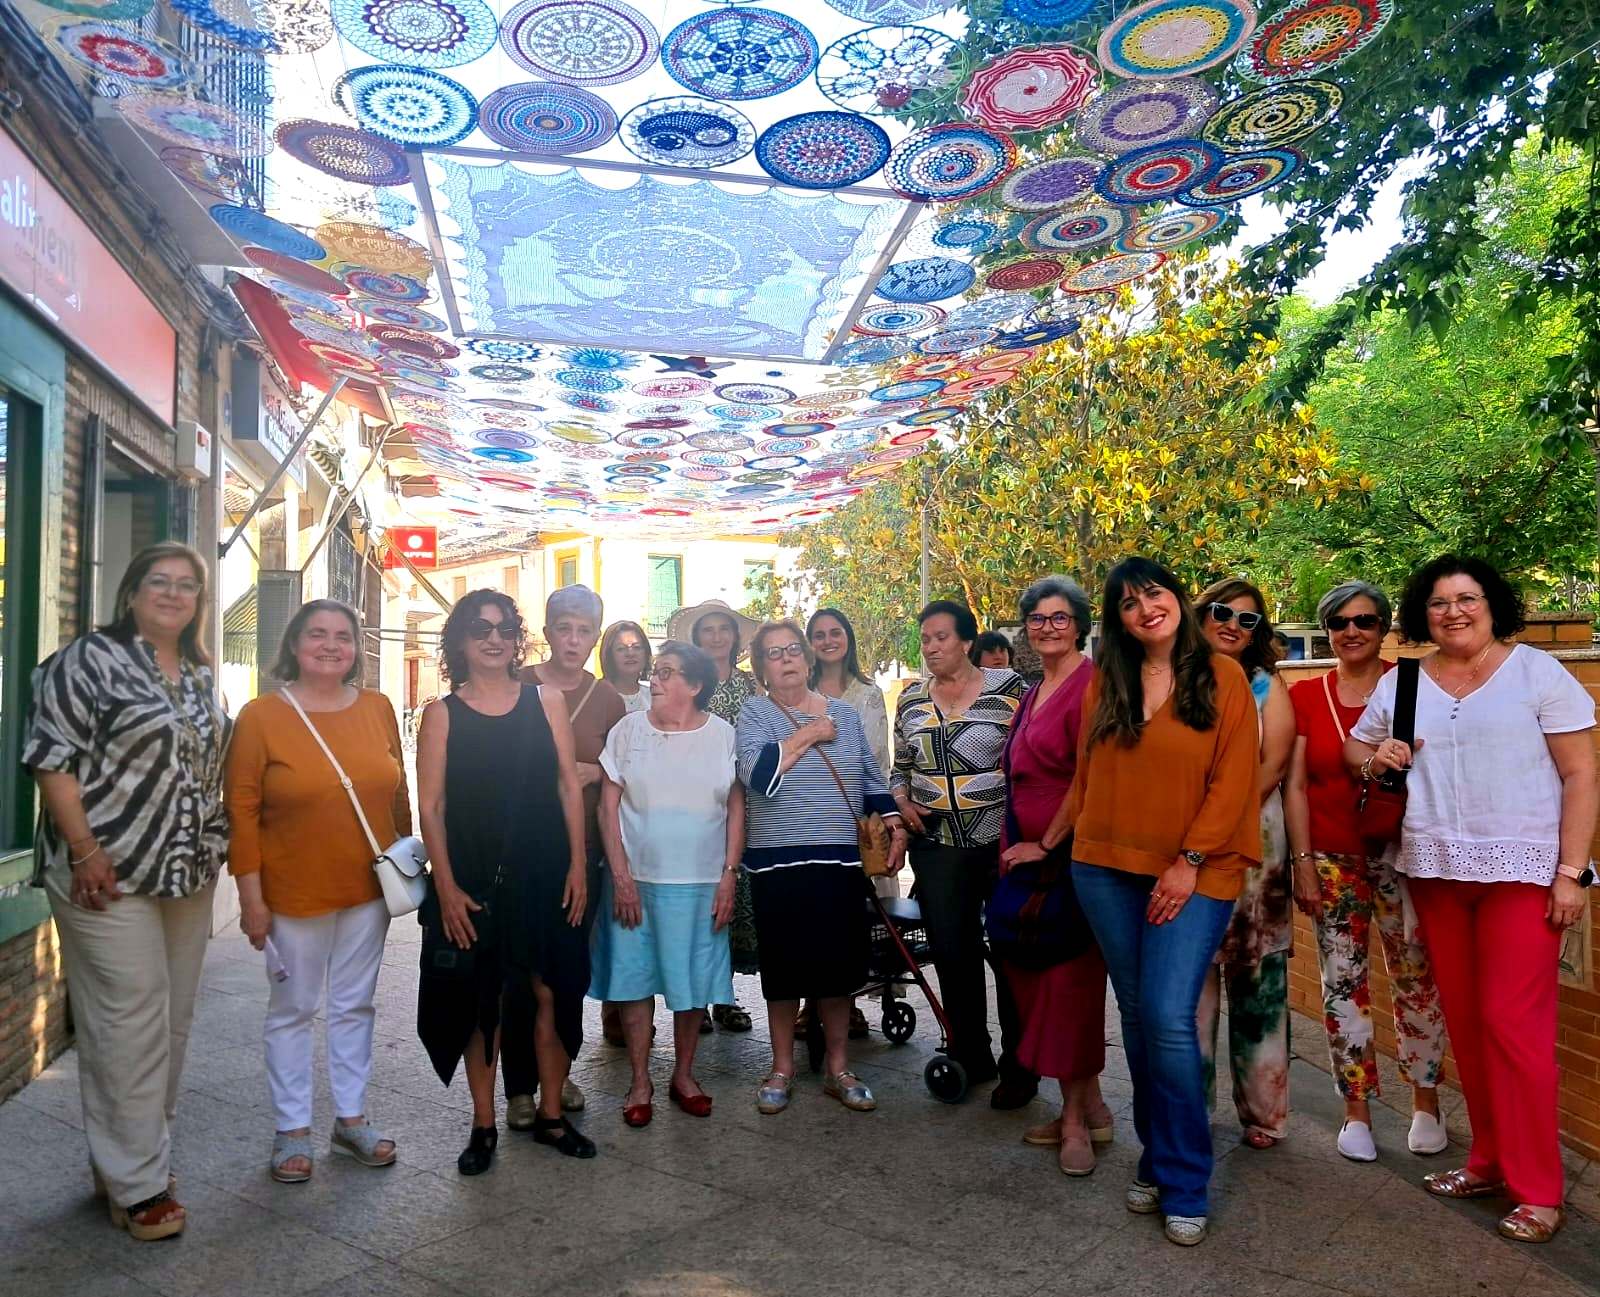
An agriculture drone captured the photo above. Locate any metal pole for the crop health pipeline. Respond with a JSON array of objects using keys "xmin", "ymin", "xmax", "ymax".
[
  {"xmin": 219, "ymin": 375, "xmax": 347, "ymax": 558},
  {"xmin": 919, "ymin": 462, "xmax": 932, "ymax": 607},
  {"xmin": 298, "ymin": 433, "xmax": 388, "ymax": 576}
]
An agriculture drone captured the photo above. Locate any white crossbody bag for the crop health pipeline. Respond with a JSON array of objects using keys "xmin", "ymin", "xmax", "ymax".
[{"xmin": 281, "ymin": 689, "xmax": 431, "ymax": 917}]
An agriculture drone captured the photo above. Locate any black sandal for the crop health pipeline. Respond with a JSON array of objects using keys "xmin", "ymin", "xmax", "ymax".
[
  {"xmin": 533, "ymin": 1114, "xmax": 596, "ymax": 1159},
  {"xmin": 457, "ymin": 1125, "xmax": 497, "ymax": 1176},
  {"xmin": 713, "ymin": 1003, "xmax": 753, "ymax": 1033}
]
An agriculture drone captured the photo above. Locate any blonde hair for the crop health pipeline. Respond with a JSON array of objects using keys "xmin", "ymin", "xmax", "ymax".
[{"xmin": 100, "ymin": 541, "xmax": 213, "ymax": 667}]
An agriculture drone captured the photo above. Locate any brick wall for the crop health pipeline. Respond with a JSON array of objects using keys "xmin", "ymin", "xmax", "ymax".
[
  {"xmin": 0, "ymin": 922, "xmax": 68, "ymax": 1103},
  {"xmin": 1278, "ymin": 614, "xmax": 1600, "ymax": 1157}
]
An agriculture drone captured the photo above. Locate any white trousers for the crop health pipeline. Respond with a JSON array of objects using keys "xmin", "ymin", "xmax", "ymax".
[
  {"xmin": 263, "ymin": 898, "xmax": 389, "ymax": 1131},
  {"xmin": 46, "ymin": 867, "xmax": 214, "ymax": 1208}
]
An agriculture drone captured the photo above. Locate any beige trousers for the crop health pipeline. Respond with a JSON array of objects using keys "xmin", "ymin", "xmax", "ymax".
[{"xmin": 46, "ymin": 865, "xmax": 215, "ymax": 1207}]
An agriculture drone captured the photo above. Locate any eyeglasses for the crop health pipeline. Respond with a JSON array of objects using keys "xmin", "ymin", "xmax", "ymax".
[
  {"xmin": 1426, "ymin": 594, "xmax": 1485, "ymax": 615},
  {"xmin": 1326, "ymin": 613, "xmax": 1382, "ymax": 632},
  {"xmin": 143, "ymin": 575, "xmax": 201, "ymax": 598},
  {"xmin": 649, "ymin": 664, "xmax": 681, "ymax": 683},
  {"xmin": 467, "ymin": 617, "xmax": 522, "ymax": 642},
  {"xmin": 761, "ymin": 642, "xmax": 807, "ymax": 661},
  {"xmin": 1025, "ymin": 611, "xmax": 1076, "ymax": 631},
  {"xmin": 1205, "ymin": 603, "xmax": 1263, "ymax": 631}
]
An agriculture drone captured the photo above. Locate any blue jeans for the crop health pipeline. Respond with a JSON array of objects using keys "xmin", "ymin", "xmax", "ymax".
[{"xmin": 1072, "ymin": 861, "xmax": 1233, "ymax": 1217}]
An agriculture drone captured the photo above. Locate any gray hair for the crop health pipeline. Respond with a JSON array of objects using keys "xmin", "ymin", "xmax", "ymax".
[
  {"xmin": 1317, "ymin": 580, "xmax": 1392, "ymax": 633},
  {"xmin": 545, "ymin": 583, "xmax": 603, "ymax": 627},
  {"xmin": 654, "ymin": 640, "xmax": 718, "ymax": 711},
  {"xmin": 1018, "ymin": 575, "xmax": 1094, "ymax": 650}
]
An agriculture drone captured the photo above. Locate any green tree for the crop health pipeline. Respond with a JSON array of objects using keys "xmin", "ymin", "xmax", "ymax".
[{"xmin": 1253, "ymin": 140, "xmax": 1596, "ymax": 618}]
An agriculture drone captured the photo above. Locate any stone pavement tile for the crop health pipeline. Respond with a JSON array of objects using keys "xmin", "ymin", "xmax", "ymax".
[
  {"xmin": 1206, "ymin": 1143, "xmax": 1383, "ymax": 1269},
  {"xmin": 10, "ymin": 1052, "xmax": 88, "ymax": 1131},
  {"xmin": 542, "ymin": 1206, "xmax": 1043, "ymax": 1297},
  {"xmin": 1516, "ymin": 1265, "xmax": 1599, "ymax": 1297},
  {"xmin": 395, "ymin": 1161, "xmax": 741, "ymax": 1297},
  {"xmin": 1296, "ymin": 1178, "xmax": 1536, "ymax": 1297},
  {"xmin": 299, "ymin": 1262, "xmax": 470, "ymax": 1297}
]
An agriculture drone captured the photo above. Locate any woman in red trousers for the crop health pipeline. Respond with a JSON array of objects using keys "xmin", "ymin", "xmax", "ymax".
[{"xmin": 1348, "ymin": 555, "xmax": 1596, "ymax": 1243}]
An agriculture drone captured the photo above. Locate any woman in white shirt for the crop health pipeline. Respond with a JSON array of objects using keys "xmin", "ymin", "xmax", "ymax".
[
  {"xmin": 599, "ymin": 621, "xmax": 653, "ymax": 716},
  {"xmin": 1348, "ymin": 555, "xmax": 1596, "ymax": 1244},
  {"xmin": 594, "ymin": 640, "xmax": 745, "ymax": 1127}
]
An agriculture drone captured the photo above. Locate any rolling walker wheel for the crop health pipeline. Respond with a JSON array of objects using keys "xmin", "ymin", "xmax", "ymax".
[
  {"xmin": 881, "ymin": 1001, "xmax": 916, "ymax": 1044},
  {"xmin": 924, "ymin": 1055, "xmax": 968, "ymax": 1104}
]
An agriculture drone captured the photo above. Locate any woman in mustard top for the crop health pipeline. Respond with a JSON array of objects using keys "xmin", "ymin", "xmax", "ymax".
[
  {"xmin": 1064, "ymin": 558, "xmax": 1259, "ymax": 1248},
  {"xmin": 226, "ymin": 600, "xmax": 413, "ymax": 1185}
]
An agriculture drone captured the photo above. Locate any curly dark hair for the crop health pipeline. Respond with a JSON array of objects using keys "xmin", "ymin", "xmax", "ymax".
[
  {"xmin": 1087, "ymin": 556, "xmax": 1218, "ymax": 748},
  {"xmin": 1397, "ymin": 554, "xmax": 1525, "ymax": 644},
  {"xmin": 1195, "ymin": 577, "xmax": 1281, "ymax": 676},
  {"xmin": 440, "ymin": 589, "xmax": 526, "ymax": 686}
]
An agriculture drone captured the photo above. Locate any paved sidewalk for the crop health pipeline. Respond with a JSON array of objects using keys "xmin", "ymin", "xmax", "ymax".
[{"xmin": 5, "ymin": 921, "xmax": 1600, "ymax": 1297}]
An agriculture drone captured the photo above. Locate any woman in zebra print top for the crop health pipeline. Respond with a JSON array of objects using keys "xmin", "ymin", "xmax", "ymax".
[{"xmin": 25, "ymin": 542, "xmax": 229, "ymax": 1243}]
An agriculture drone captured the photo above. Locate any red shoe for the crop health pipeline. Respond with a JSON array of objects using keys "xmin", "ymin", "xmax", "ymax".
[
  {"xmin": 622, "ymin": 1102, "xmax": 653, "ymax": 1128},
  {"xmin": 669, "ymin": 1084, "xmax": 714, "ymax": 1118}
]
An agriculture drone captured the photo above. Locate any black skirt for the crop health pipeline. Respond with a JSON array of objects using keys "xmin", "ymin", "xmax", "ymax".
[{"xmin": 748, "ymin": 862, "xmax": 871, "ymax": 1001}]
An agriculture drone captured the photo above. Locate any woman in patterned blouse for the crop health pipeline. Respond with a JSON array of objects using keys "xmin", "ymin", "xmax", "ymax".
[
  {"xmin": 25, "ymin": 542, "xmax": 229, "ymax": 1242},
  {"xmin": 892, "ymin": 600, "xmax": 1029, "ymax": 1105}
]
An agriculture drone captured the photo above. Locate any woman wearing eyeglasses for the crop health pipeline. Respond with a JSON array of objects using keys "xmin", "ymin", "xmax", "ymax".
[
  {"xmin": 736, "ymin": 620, "xmax": 906, "ymax": 1114},
  {"xmin": 1192, "ymin": 579, "xmax": 1295, "ymax": 1151},
  {"xmin": 26, "ymin": 543, "xmax": 228, "ymax": 1241},
  {"xmin": 1346, "ymin": 556, "xmax": 1596, "ymax": 1243},
  {"xmin": 1284, "ymin": 581, "xmax": 1447, "ymax": 1163},
  {"xmin": 593, "ymin": 641, "xmax": 744, "ymax": 1126},
  {"xmin": 416, "ymin": 590, "xmax": 595, "ymax": 1175},
  {"xmin": 600, "ymin": 620, "xmax": 653, "ymax": 715}
]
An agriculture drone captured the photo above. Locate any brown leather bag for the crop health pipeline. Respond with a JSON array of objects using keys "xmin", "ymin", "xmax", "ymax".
[{"xmin": 776, "ymin": 702, "xmax": 893, "ymax": 877}]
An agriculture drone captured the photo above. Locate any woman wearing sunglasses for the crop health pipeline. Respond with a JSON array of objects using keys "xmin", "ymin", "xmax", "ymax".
[
  {"xmin": 415, "ymin": 590, "xmax": 595, "ymax": 1175},
  {"xmin": 1192, "ymin": 579, "xmax": 1295, "ymax": 1151},
  {"xmin": 1283, "ymin": 581, "xmax": 1447, "ymax": 1163},
  {"xmin": 736, "ymin": 620, "xmax": 906, "ymax": 1115}
]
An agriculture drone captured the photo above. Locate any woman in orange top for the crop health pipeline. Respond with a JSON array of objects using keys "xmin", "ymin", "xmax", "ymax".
[
  {"xmin": 1064, "ymin": 557, "xmax": 1259, "ymax": 1248},
  {"xmin": 226, "ymin": 600, "xmax": 412, "ymax": 1185}
]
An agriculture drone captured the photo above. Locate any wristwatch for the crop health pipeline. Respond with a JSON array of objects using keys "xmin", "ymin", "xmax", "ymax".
[
  {"xmin": 1182, "ymin": 849, "xmax": 1205, "ymax": 868},
  {"xmin": 1557, "ymin": 861, "xmax": 1597, "ymax": 887}
]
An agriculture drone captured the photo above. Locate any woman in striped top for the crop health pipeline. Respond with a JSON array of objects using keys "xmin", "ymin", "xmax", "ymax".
[
  {"xmin": 736, "ymin": 620, "xmax": 906, "ymax": 1116},
  {"xmin": 25, "ymin": 542, "xmax": 229, "ymax": 1242}
]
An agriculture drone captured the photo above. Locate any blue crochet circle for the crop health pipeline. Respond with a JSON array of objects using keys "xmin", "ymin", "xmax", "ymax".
[
  {"xmin": 332, "ymin": 0, "xmax": 498, "ymax": 69},
  {"xmin": 466, "ymin": 339, "xmax": 544, "ymax": 361},
  {"xmin": 469, "ymin": 364, "xmax": 535, "ymax": 382},
  {"xmin": 1001, "ymin": 0, "xmax": 1106, "ymax": 24},
  {"xmin": 170, "ymin": 0, "xmax": 277, "ymax": 50},
  {"xmin": 870, "ymin": 379, "xmax": 943, "ymax": 401},
  {"xmin": 346, "ymin": 65, "xmax": 478, "ymax": 146},
  {"xmin": 832, "ymin": 335, "xmax": 916, "ymax": 365},
  {"xmin": 555, "ymin": 368, "xmax": 625, "ymax": 393},
  {"xmin": 343, "ymin": 270, "xmax": 429, "ymax": 302},
  {"xmin": 755, "ymin": 111, "xmax": 890, "ymax": 189},
  {"xmin": 208, "ymin": 206, "xmax": 324, "ymax": 260},
  {"xmin": 662, "ymin": 7, "xmax": 819, "ymax": 101},
  {"xmin": 932, "ymin": 218, "xmax": 1000, "ymax": 252},
  {"xmin": 874, "ymin": 257, "xmax": 976, "ymax": 304},
  {"xmin": 562, "ymin": 346, "xmax": 633, "ymax": 370},
  {"xmin": 478, "ymin": 82, "xmax": 617, "ymax": 153},
  {"xmin": 618, "ymin": 95, "xmax": 755, "ymax": 168}
]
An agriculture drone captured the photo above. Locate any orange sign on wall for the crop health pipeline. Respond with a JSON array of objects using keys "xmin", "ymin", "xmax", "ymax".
[{"xmin": 0, "ymin": 126, "xmax": 177, "ymax": 423}]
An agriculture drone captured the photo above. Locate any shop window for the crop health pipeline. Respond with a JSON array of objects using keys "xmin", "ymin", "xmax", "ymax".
[
  {"xmin": 744, "ymin": 559, "xmax": 775, "ymax": 601},
  {"xmin": 503, "ymin": 564, "xmax": 520, "ymax": 601},
  {"xmin": 452, "ymin": 574, "xmax": 467, "ymax": 602},
  {"xmin": 645, "ymin": 555, "xmax": 681, "ymax": 634},
  {"xmin": 0, "ymin": 389, "xmax": 43, "ymax": 851},
  {"xmin": 97, "ymin": 450, "xmax": 170, "ymax": 625},
  {"xmin": 557, "ymin": 552, "xmax": 579, "ymax": 588}
]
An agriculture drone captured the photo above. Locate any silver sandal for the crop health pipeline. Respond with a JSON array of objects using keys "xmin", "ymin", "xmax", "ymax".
[
  {"xmin": 270, "ymin": 1131, "xmax": 314, "ymax": 1183},
  {"xmin": 330, "ymin": 1120, "xmax": 396, "ymax": 1167}
]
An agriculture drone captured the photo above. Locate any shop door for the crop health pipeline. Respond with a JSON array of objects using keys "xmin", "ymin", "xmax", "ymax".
[
  {"xmin": 97, "ymin": 450, "xmax": 170, "ymax": 625},
  {"xmin": 0, "ymin": 386, "xmax": 43, "ymax": 851}
]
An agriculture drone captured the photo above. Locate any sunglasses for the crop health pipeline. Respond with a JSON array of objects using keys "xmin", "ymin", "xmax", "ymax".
[
  {"xmin": 761, "ymin": 642, "xmax": 807, "ymax": 661},
  {"xmin": 1326, "ymin": 613, "xmax": 1382, "ymax": 632},
  {"xmin": 1205, "ymin": 603, "xmax": 1263, "ymax": 632},
  {"xmin": 467, "ymin": 617, "xmax": 522, "ymax": 642}
]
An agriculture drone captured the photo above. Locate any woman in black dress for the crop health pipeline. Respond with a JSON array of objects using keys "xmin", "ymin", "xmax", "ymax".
[{"xmin": 415, "ymin": 590, "xmax": 594, "ymax": 1174}]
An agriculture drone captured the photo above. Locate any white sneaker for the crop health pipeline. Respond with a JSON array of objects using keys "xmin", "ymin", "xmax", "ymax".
[
  {"xmin": 1338, "ymin": 1120, "xmax": 1378, "ymax": 1162},
  {"xmin": 1408, "ymin": 1111, "xmax": 1448, "ymax": 1155}
]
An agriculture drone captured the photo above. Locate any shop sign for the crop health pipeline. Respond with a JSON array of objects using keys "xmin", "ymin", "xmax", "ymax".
[
  {"xmin": 230, "ymin": 349, "xmax": 306, "ymax": 490},
  {"xmin": 0, "ymin": 125, "xmax": 176, "ymax": 423},
  {"xmin": 384, "ymin": 525, "xmax": 438, "ymax": 569}
]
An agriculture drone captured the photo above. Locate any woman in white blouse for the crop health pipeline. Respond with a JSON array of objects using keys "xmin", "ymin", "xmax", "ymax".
[
  {"xmin": 594, "ymin": 640, "xmax": 744, "ymax": 1126},
  {"xmin": 600, "ymin": 621, "xmax": 653, "ymax": 716},
  {"xmin": 1347, "ymin": 555, "xmax": 1596, "ymax": 1244}
]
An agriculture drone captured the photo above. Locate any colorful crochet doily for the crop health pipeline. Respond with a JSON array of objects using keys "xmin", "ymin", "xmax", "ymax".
[
  {"xmin": 1097, "ymin": 0, "xmax": 1258, "ymax": 79},
  {"xmin": 662, "ymin": 7, "xmax": 819, "ymax": 101},
  {"xmin": 1094, "ymin": 138, "xmax": 1224, "ymax": 204},
  {"xmin": 815, "ymin": 24, "xmax": 961, "ymax": 116},
  {"xmin": 499, "ymin": 0, "xmax": 659, "ymax": 86},
  {"xmin": 274, "ymin": 119, "xmax": 412, "ymax": 186},
  {"xmin": 1176, "ymin": 147, "xmax": 1301, "ymax": 204},
  {"xmin": 1202, "ymin": 80, "xmax": 1341, "ymax": 150},
  {"xmin": 754, "ymin": 111, "xmax": 891, "ymax": 189},
  {"xmin": 331, "ymin": 0, "xmax": 498, "ymax": 69},
  {"xmin": 885, "ymin": 123, "xmax": 1017, "ymax": 202},
  {"xmin": 1236, "ymin": 0, "xmax": 1391, "ymax": 81},
  {"xmin": 958, "ymin": 43, "xmax": 1099, "ymax": 133},
  {"xmin": 478, "ymin": 82, "xmax": 617, "ymax": 152},
  {"xmin": 344, "ymin": 64, "xmax": 478, "ymax": 147},
  {"xmin": 618, "ymin": 95, "xmax": 756, "ymax": 167},
  {"xmin": 1075, "ymin": 77, "xmax": 1218, "ymax": 154}
]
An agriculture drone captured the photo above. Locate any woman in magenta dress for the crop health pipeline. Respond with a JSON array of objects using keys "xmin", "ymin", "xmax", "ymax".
[{"xmin": 997, "ymin": 577, "xmax": 1114, "ymax": 1177}]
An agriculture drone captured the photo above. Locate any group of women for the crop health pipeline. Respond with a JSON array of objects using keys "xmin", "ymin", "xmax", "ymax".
[{"xmin": 24, "ymin": 540, "xmax": 1596, "ymax": 1252}]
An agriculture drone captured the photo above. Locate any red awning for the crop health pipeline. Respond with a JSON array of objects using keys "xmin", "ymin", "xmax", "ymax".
[{"xmin": 231, "ymin": 276, "xmax": 388, "ymax": 421}]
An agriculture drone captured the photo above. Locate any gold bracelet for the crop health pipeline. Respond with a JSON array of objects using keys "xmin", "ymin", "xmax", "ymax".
[{"xmin": 69, "ymin": 845, "xmax": 104, "ymax": 867}]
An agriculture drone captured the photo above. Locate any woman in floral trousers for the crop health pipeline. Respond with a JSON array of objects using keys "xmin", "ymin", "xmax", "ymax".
[{"xmin": 1284, "ymin": 581, "xmax": 1448, "ymax": 1162}]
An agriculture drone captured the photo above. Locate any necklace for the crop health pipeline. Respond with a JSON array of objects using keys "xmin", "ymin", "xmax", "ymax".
[
  {"xmin": 1142, "ymin": 661, "xmax": 1171, "ymax": 678},
  {"xmin": 1431, "ymin": 641, "xmax": 1496, "ymax": 700},
  {"xmin": 1334, "ymin": 667, "xmax": 1379, "ymax": 704}
]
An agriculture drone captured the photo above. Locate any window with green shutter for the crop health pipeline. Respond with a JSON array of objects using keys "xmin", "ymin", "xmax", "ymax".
[{"xmin": 645, "ymin": 556, "xmax": 681, "ymax": 634}]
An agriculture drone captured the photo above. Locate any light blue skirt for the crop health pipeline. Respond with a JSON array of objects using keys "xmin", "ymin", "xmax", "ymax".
[{"xmin": 589, "ymin": 875, "xmax": 733, "ymax": 1012}]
